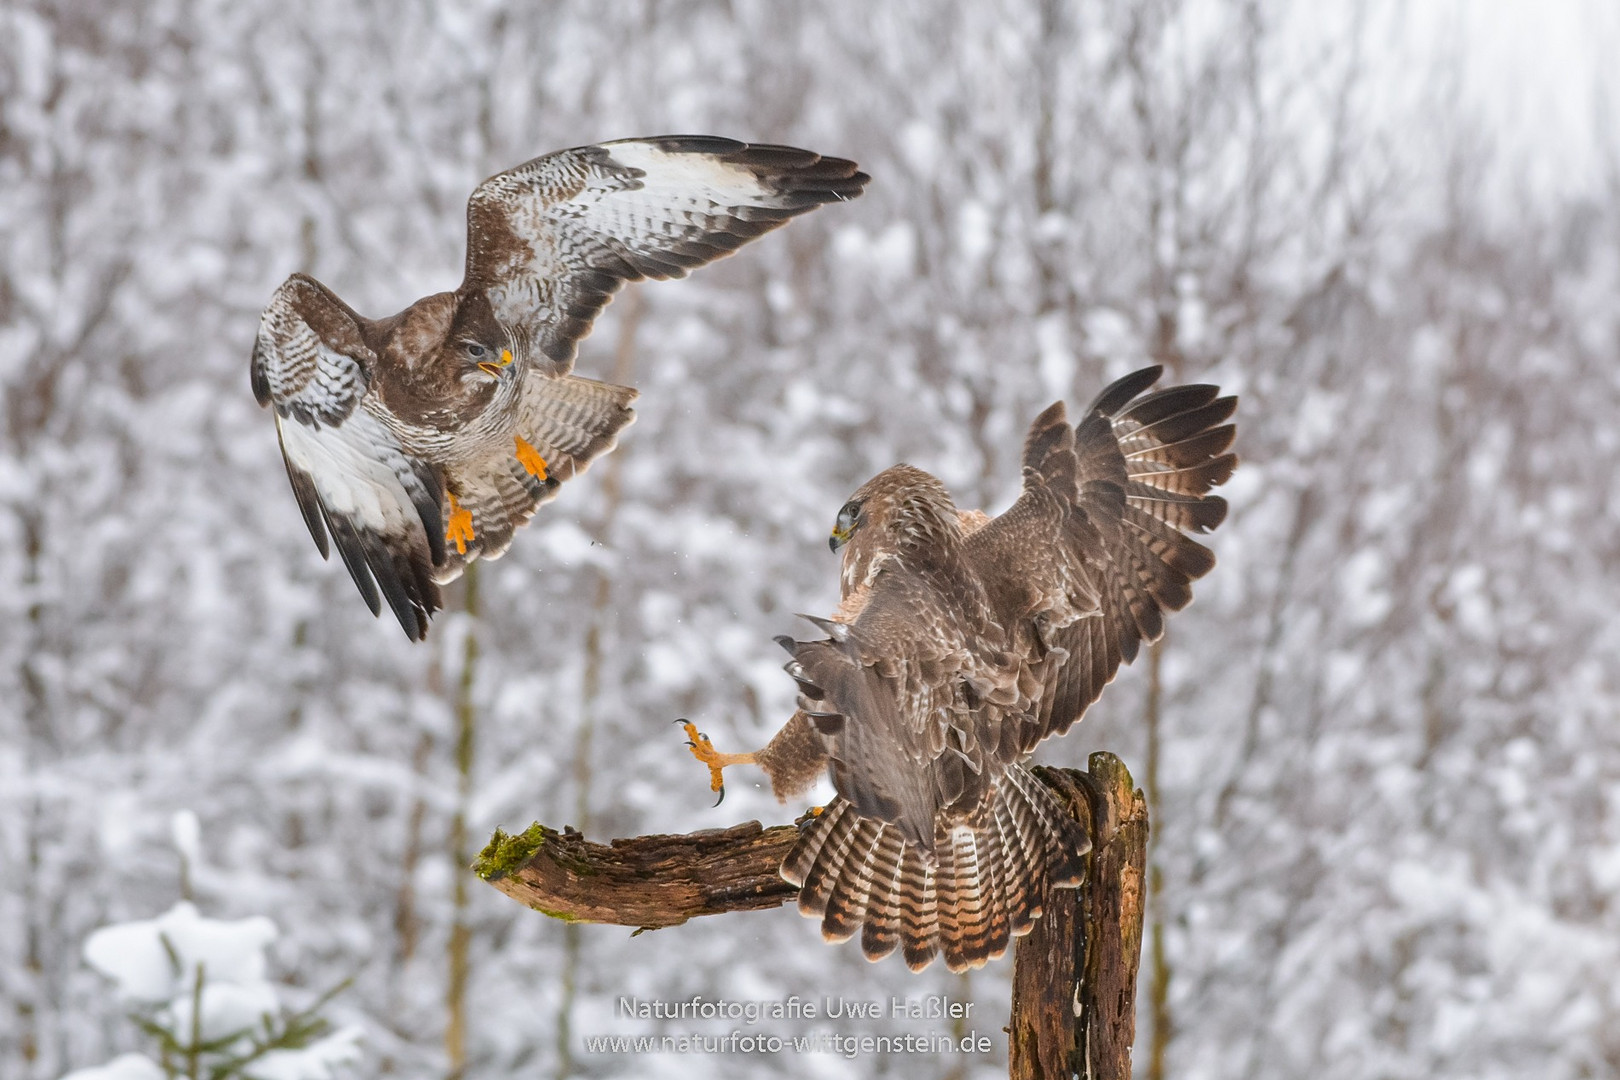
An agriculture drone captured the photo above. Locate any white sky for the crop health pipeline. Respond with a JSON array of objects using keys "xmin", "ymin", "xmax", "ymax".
[{"xmin": 1408, "ymin": 0, "xmax": 1620, "ymax": 197}]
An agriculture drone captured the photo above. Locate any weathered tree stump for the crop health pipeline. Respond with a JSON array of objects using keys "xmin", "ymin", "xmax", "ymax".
[
  {"xmin": 475, "ymin": 752, "xmax": 1148, "ymax": 1080},
  {"xmin": 1008, "ymin": 755, "xmax": 1150, "ymax": 1080}
]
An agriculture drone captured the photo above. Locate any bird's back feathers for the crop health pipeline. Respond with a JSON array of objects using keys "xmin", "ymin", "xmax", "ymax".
[{"xmin": 776, "ymin": 365, "xmax": 1236, "ymax": 969}]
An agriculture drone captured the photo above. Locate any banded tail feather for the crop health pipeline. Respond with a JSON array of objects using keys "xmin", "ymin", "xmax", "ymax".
[{"xmin": 781, "ymin": 765, "xmax": 1090, "ymax": 973}]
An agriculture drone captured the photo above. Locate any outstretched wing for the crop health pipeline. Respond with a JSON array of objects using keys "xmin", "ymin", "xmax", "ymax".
[
  {"xmin": 252, "ymin": 275, "xmax": 445, "ymax": 640},
  {"xmin": 461, "ymin": 136, "xmax": 869, "ymax": 371},
  {"xmin": 776, "ymin": 371, "xmax": 1236, "ymax": 973},
  {"xmin": 969, "ymin": 366, "xmax": 1237, "ymax": 752}
]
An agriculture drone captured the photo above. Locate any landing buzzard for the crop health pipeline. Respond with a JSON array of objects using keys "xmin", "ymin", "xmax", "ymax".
[
  {"xmin": 686, "ymin": 366, "xmax": 1235, "ymax": 970},
  {"xmin": 253, "ymin": 136, "xmax": 868, "ymax": 638}
]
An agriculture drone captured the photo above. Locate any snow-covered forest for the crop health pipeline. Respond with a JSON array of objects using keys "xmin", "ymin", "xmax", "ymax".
[{"xmin": 4, "ymin": 1, "xmax": 1618, "ymax": 1077}]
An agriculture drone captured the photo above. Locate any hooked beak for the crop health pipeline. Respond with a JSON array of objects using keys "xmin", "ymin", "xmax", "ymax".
[
  {"xmin": 477, "ymin": 348, "xmax": 515, "ymax": 378},
  {"xmin": 829, "ymin": 526, "xmax": 851, "ymax": 552}
]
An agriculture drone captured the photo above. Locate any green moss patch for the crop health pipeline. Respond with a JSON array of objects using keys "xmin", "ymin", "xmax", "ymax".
[{"xmin": 473, "ymin": 822, "xmax": 546, "ymax": 881}]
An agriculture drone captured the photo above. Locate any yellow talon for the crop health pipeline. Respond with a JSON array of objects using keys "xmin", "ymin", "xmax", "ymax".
[
  {"xmin": 514, "ymin": 436, "xmax": 548, "ymax": 479},
  {"xmin": 793, "ymin": 805, "xmax": 825, "ymax": 829},
  {"xmin": 681, "ymin": 721, "xmax": 727, "ymax": 801},
  {"xmin": 445, "ymin": 492, "xmax": 474, "ymax": 555},
  {"xmin": 679, "ymin": 720, "xmax": 761, "ymax": 807}
]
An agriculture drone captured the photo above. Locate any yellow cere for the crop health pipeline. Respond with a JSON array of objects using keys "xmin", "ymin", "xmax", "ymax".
[
  {"xmin": 445, "ymin": 492, "xmax": 475, "ymax": 555},
  {"xmin": 514, "ymin": 436, "xmax": 548, "ymax": 479}
]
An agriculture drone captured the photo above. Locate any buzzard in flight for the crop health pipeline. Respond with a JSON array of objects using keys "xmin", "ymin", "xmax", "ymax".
[
  {"xmin": 685, "ymin": 366, "xmax": 1236, "ymax": 970},
  {"xmin": 253, "ymin": 136, "xmax": 867, "ymax": 638}
]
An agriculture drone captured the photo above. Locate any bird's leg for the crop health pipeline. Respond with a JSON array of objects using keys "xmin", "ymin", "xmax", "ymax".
[
  {"xmin": 514, "ymin": 435, "xmax": 548, "ymax": 479},
  {"xmin": 678, "ymin": 720, "xmax": 759, "ymax": 806},
  {"xmin": 445, "ymin": 493, "xmax": 475, "ymax": 555}
]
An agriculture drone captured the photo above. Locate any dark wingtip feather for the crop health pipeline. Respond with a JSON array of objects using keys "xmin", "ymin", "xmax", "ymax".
[
  {"xmin": 1021, "ymin": 401, "xmax": 1073, "ymax": 476},
  {"xmin": 1119, "ymin": 631, "xmax": 1141, "ymax": 665},
  {"xmin": 250, "ymin": 337, "xmax": 272, "ymax": 407},
  {"xmin": 301, "ymin": 479, "xmax": 438, "ymax": 641},
  {"xmin": 643, "ymin": 134, "xmax": 744, "ymax": 153},
  {"xmin": 321, "ymin": 510, "xmax": 381, "ymax": 619},
  {"xmin": 282, "ymin": 458, "xmax": 330, "ymax": 561},
  {"xmin": 1031, "ymin": 399, "xmax": 1068, "ymax": 429},
  {"xmin": 638, "ymin": 136, "xmax": 870, "ymax": 204},
  {"xmin": 1134, "ymin": 399, "xmax": 1238, "ymax": 448},
  {"xmin": 1121, "ymin": 383, "xmax": 1221, "ymax": 426},
  {"xmin": 410, "ymin": 464, "xmax": 446, "ymax": 568},
  {"xmin": 1087, "ymin": 366, "xmax": 1163, "ymax": 417},
  {"xmin": 359, "ymin": 531, "xmax": 425, "ymax": 642}
]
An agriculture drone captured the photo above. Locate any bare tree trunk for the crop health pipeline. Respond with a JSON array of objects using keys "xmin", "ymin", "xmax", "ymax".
[
  {"xmin": 1142, "ymin": 639, "xmax": 1172, "ymax": 1080},
  {"xmin": 555, "ymin": 289, "xmax": 641, "ymax": 1080},
  {"xmin": 445, "ymin": 564, "xmax": 480, "ymax": 1080}
]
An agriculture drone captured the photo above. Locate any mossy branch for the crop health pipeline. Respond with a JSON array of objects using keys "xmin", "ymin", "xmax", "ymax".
[
  {"xmin": 475, "ymin": 754, "xmax": 1148, "ymax": 1079},
  {"xmin": 475, "ymin": 818, "xmax": 803, "ymax": 929}
]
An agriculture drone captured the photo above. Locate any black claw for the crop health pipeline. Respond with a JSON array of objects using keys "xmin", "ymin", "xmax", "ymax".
[{"xmin": 713, "ymin": 787, "xmax": 726, "ymax": 807}]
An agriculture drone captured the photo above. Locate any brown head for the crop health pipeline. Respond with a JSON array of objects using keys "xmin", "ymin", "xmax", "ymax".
[
  {"xmin": 829, "ymin": 464, "xmax": 962, "ymax": 594},
  {"xmin": 378, "ymin": 291, "xmax": 515, "ymax": 424}
]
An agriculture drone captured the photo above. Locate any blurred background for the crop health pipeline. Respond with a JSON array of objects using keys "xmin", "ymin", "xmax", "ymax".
[{"xmin": 3, "ymin": 0, "xmax": 1618, "ymax": 1077}]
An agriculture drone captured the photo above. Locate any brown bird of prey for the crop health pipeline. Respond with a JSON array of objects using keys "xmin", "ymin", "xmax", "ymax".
[
  {"xmin": 684, "ymin": 366, "xmax": 1236, "ymax": 971},
  {"xmin": 253, "ymin": 136, "xmax": 868, "ymax": 639}
]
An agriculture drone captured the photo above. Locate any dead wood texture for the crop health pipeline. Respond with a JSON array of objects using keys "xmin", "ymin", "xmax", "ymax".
[
  {"xmin": 474, "ymin": 818, "xmax": 802, "ymax": 927},
  {"xmin": 1009, "ymin": 755, "xmax": 1150, "ymax": 1080},
  {"xmin": 475, "ymin": 752, "xmax": 1148, "ymax": 1079}
]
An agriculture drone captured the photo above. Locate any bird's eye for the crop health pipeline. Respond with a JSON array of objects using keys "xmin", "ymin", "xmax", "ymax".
[
  {"xmin": 829, "ymin": 498, "xmax": 863, "ymax": 552},
  {"xmin": 466, "ymin": 343, "xmax": 488, "ymax": 359}
]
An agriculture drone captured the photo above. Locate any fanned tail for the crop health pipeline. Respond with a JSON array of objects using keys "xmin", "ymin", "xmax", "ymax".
[{"xmin": 781, "ymin": 764, "xmax": 1089, "ymax": 972}]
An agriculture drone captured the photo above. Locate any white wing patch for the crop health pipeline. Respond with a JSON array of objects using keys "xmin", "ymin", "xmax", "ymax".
[
  {"xmin": 600, "ymin": 139, "xmax": 780, "ymax": 195},
  {"xmin": 279, "ymin": 411, "xmax": 418, "ymax": 536},
  {"xmin": 275, "ymin": 407, "xmax": 442, "ymax": 640},
  {"xmin": 574, "ymin": 141, "xmax": 788, "ymax": 254}
]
